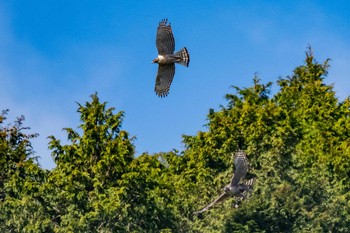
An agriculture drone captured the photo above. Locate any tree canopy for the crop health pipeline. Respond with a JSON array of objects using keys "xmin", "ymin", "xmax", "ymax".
[{"xmin": 1, "ymin": 49, "xmax": 349, "ymax": 232}]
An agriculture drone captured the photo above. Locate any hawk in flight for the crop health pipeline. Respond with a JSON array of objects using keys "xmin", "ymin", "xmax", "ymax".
[
  {"xmin": 152, "ymin": 19, "xmax": 190, "ymax": 97},
  {"xmin": 194, "ymin": 151, "xmax": 255, "ymax": 215}
]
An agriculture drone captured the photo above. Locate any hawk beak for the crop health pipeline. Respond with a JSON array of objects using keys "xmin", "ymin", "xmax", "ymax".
[{"xmin": 152, "ymin": 58, "xmax": 158, "ymax": 63}]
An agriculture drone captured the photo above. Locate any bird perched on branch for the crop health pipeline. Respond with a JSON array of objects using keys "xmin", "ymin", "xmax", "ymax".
[
  {"xmin": 152, "ymin": 19, "xmax": 190, "ymax": 97},
  {"xmin": 194, "ymin": 150, "xmax": 255, "ymax": 214}
]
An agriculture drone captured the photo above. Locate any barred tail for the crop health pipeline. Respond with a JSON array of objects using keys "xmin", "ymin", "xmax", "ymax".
[
  {"xmin": 244, "ymin": 178, "xmax": 255, "ymax": 190},
  {"xmin": 174, "ymin": 47, "xmax": 190, "ymax": 67},
  {"xmin": 241, "ymin": 178, "xmax": 255, "ymax": 198}
]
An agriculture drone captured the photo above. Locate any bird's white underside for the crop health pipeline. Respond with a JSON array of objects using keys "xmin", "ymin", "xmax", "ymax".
[{"xmin": 158, "ymin": 55, "xmax": 166, "ymax": 62}]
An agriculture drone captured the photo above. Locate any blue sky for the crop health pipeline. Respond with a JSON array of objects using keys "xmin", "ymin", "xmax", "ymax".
[{"xmin": 1, "ymin": 1, "xmax": 349, "ymax": 169}]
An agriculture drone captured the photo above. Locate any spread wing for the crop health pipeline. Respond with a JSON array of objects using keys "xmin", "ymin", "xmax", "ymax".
[
  {"xmin": 230, "ymin": 151, "xmax": 249, "ymax": 186},
  {"xmin": 154, "ymin": 64, "xmax": 175, "ymax": 97},
  {"xmin": 156, "ymin": 19, "xmax": 175, "ymax": 54},
  {"xmin": 193, "ymin": 192, "xmax": 230, "ymax": 215}
]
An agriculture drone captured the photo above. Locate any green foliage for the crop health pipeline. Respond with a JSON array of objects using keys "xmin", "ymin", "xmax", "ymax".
[
  {"xmin": 0, "ymin": 110, "xmax": 49, "ymax": 232},
  {"xmin": 184, "ymin": 48, "xmax": 350, "ymax": 232},
  {"xmin": 1, "ymin": 49, "xmax": 349, "ymax": 232}
]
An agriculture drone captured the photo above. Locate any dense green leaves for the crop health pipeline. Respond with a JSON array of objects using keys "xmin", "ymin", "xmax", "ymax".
[
  {"xmin": 1, "ymin": 50, "xmax": 349, "ymax": 232},
  {"xmin": 0, "ymin": 111, "xmax": 49, "ymax": 232}
]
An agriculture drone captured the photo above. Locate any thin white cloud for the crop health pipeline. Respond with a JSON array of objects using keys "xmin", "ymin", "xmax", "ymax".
[{"xmin": 1, "ymin": 2, "xmax": 349, "ymax": 171}]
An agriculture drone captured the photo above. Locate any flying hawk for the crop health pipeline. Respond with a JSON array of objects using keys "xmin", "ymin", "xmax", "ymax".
[
  {"xmin": 152, "ymin": 19, "xmax": 190, "ymax": 97},
  {"xmin": 194, "ymin": 151, "xmax": 255, "ymax": 214}
]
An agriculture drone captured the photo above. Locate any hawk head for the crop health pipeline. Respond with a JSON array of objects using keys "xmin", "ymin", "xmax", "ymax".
[{"xmin": 152, "ymin": 55, "xmax": 166, "ymax": 64}]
